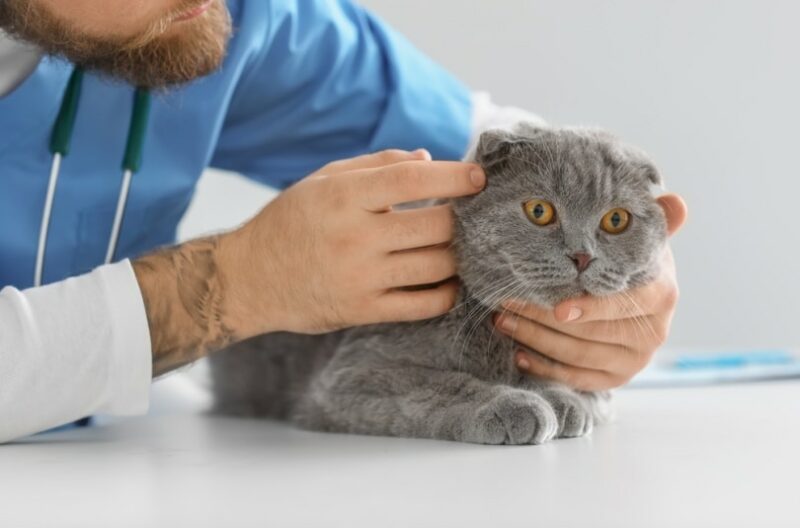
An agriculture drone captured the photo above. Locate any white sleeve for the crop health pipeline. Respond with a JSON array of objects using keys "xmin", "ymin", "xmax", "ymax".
[
  {"xmin": 0, "ymin": 259, "xmax": 152, "ymax": 443},
  {"xmin": 464, "ymin": 91, "xmax": 549, "ymax": 161}
]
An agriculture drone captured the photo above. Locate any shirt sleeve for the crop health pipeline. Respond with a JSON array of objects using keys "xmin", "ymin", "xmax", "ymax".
[
  {"xmin": 0, "ymin": 259, "xmax": 152, "ymax": 443},
  {"xmin": 210, "ymin": 0, "xmax": 474, "ymax": 188}
]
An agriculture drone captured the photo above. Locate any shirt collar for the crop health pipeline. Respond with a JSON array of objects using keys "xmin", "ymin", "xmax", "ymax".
[{"xmin": 0, "ymin": 29, "xmax": 43, "ymax": 98}]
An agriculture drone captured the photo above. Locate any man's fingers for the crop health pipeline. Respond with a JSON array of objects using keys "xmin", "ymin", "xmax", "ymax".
[
  {"xmin": 502, "ymin": 295, "xmax": 645, "ymax": 325},
  {"xmin": 378, "ymin": 204, "xmax": 454, "ymax": 252},
  {"xmin": 377, "ymin": 278, "xmax": 459, "ymax": 322},
  {"xmin": 656, "ymin": 193, "xmax": 688, "ymax": 237},
  {"xmin": 497, "ymin": 303, "xmax": 665, "ymax": 347},
  {"xmin": 548, "ymin": 276, "xmax": 677, "ymax": 323},
  {"xmin": 322, "ymin": 149, "xmax": 431, "ymax": 175},
  {"xmin": 494, "ymin": 312, "xmax": 630, "ymax": 371},
  {"xmin": 357, "ymin": 161, "xmax": 485, "ymax": 211},
  {"xmin": 382, "ymin": 246, "xmax": 457, "ymax": 289},
  {"xmin": 501, "ymin": 300, "xmax": 560, "ymax": 327},
  {"xmin": 515, "ymin": 349, "xmax": 625, "ymax": 391}
]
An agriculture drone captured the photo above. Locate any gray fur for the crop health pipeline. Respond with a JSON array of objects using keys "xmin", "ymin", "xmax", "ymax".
[{"xmin": 210, "ymin": 123, "xmax": 667, "ymax": 445}]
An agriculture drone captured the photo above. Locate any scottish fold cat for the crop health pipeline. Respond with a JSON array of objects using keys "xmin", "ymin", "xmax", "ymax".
[{"xmin": 209, "ymin": 123, "xmax": 668, "ymax": 444}]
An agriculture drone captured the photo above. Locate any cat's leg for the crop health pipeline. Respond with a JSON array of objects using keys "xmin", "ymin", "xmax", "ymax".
[
  {"xmin": 520, "ymin": 377, "xmax": 614, "ymax": 438},
  {"xmin": 294, "ymin": 364, "xmax": 560, "ymax": 445},
  {"xmin": 209, "ymin": 331, "xmax": 341, "ymax": 419}
]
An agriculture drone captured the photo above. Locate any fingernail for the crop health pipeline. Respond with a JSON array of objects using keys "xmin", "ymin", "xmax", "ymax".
[
  {"xmin": 565, "ymin": 307, "xmax": 583, "ymax": 322},
  {"xmin": 517, "ymin": 357, "xmax": 531, "ymax": 370},
  {"xmin": 470, "ymin": 167, "xmax": 486, "ymax": 188},
  {"xmin": 502, "ymin": 299, "xmax": 522, "ymax": 310},
  {"xmin": 499, "ymin": 315, "xmax": 517, "ymax": 332}
]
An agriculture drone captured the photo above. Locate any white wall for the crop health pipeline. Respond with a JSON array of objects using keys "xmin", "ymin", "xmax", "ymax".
[{"xmin": 182, "ymin": 0, "xmax": 800, "ymax": 349}]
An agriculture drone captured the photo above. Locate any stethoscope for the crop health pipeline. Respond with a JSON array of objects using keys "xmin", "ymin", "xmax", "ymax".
[{"xmin": 34, "ymin": 66, "xmax": 152, "ymax": 287}]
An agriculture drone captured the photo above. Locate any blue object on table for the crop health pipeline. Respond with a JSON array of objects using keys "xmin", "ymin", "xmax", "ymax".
[
  {"xmin": 629, "ymin": 348, "xmax": 800, "ymax": 388},
  {"xmin": 674, "ymin": 349, "xmax": 795, "ymax": 370}
]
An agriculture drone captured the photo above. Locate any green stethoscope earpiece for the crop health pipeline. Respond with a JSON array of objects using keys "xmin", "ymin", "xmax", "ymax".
[{"xmin": 34, "ymin": 66, "xmax": 152, "ymax": 287}]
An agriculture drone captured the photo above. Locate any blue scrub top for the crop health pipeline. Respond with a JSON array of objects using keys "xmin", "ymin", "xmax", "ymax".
[{"xmin": 0, "ymin": 0, "xmax": 472, "ymax": 288}]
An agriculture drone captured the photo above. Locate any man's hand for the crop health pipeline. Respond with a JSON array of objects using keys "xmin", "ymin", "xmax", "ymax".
[
  {"xmin": 492, "ymin": 194, "xmax": 688, "ymax": 391},
  {"xmin": 133, "ymin": 149, "xmax": 486, "ymax": 375}
]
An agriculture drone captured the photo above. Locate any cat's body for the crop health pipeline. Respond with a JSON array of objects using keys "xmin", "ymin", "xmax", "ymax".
[{"xmin": 210, "ymin": 123, "xmax": 668, "ymax": 444}]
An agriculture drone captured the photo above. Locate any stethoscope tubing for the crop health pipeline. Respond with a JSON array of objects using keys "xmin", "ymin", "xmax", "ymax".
[
  {"xmin": 34, "ymin": 67, "xmax": 151, "ymax": 287},
  {"xmin": 34, "ymin": 153, "xmax": 63, "ymax": 287}
]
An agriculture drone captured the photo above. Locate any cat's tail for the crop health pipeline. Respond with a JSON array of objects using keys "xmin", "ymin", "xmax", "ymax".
[{"xmin": 208, "ymin": 331, "xmax": 343, "ymax": 419}]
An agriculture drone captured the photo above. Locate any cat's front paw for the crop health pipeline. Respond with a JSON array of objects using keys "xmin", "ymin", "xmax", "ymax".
[
  {"xmin": 466, "ymin": 389, "xmax": 558, "ymax": 445},
  {"xmin": 540, "ymin": 388, "xmax": 593, "ymax": 438}
]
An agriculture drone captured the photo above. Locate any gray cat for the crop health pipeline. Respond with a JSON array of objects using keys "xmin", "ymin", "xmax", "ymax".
[{"xmin": 209, "ymin": 123, "xmax": 668, "ymax": 445}]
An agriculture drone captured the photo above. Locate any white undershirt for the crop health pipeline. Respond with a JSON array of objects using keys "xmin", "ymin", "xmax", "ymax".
[
  {"xmin": 0, "ymin": 29, "xmax": 544, "ymax": 443},
  {"xmin": 0, "ymin": 30, "xmax": 153, "ymax": 443}
]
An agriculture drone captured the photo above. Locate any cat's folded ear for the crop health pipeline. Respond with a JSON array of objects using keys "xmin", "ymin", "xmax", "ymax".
[
  {"xmin": 473, "ymin": 124, "xmax": 542, "ymax": 168},
  {"xmin": 641, "ymin": 161, "xmax": 663, "ymax": 188},
  {"xmin": 619, "ymin": 144, "xmax": 663, "ymax": 188},
  {"xmin": 473, "ymin": 129, "xmax": 515, "ymax": 167}
]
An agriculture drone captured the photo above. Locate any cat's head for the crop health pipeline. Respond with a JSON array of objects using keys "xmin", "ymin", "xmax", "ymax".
[{"xmin": 453, "ymin": 123, "xmax": 668, "ymax": 307}]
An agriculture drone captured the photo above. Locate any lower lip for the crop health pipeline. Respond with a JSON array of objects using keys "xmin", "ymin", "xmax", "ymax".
[{"xmin": 174, "ymin": 0, "xmax": 213, "ymax": 22}]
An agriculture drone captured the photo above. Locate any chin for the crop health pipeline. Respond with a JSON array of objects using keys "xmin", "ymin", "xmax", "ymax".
[
  {"xmin": 489, "ymin": 281, "xmax": 582, "ymax": 309},
  {"xmin": 580, "ymin": 278, "xmax": 627, "ymax": 298}
]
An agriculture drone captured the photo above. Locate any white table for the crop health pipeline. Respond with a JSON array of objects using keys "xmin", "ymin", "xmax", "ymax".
[{"xmin": 2, "ymin": 374, "xmax": 798, "ymax": 528}]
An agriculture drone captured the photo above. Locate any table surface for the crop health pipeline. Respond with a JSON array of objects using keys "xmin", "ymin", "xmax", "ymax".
[{"xmin": 2, "ymin": 373, "xmax": 799, "ymax": 528}]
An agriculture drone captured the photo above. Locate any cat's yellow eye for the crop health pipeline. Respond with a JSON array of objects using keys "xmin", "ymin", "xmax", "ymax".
[
  {"xmin": 600, "ymin": 208, "xmax": 630, "ymax": 234},
  {"xmin": 523, "ymin": 199, "xmax": 556, "ymax": 226}
]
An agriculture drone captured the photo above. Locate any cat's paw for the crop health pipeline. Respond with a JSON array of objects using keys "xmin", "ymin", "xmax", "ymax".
[
  {"xmin": 540, "ymin": 388, "xmax": 593, "ymax": 438},
  {"xmin": 582, "ymin": 390, "xmax": 615, "ymax": 425},
  {"xmin": 466, "ymin": 389, "xmax": 558, "ymax": 445}
]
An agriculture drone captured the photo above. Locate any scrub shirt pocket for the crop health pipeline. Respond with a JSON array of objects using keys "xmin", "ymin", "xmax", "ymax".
[{"xmin": 72, "ymin": 194, "xmax": 190, "ymax": 275}]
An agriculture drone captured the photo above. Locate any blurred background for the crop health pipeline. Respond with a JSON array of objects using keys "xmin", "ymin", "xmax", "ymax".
[{"xmin": 180, "ymin": 0, "xmax": 800, "ymax": 349}]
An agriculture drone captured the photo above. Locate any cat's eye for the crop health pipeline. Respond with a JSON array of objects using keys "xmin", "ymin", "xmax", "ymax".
[
  {"xmin": 600, "ymin": 208, "xmax": 630, "ymax": 234},
  {"xmin": 522, "ymin": 199, "xmax": 556, "ymax": 226}
]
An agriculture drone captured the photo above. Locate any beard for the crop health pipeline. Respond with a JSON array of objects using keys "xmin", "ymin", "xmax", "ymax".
[{"xmin": 0, "ymin": 0, "xmax": 232, "ymax": 89}]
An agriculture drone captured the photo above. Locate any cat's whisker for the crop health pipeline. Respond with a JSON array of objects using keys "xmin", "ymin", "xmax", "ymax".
[
  {"xmin": 481, "ymin": 281, "xmax": 532, "ymax": 366},
  {"xmin": 448, "ymin": 277, "xmax": 522, "ymax": 383},
  {"xmin": 451, "ymin": 277, "xmax": 519, "ymax": 358},
  {"xmin": 620, "ymin": 290, "xmax": 660, "ymax": 349},
  {"xmin": 446, "ymin": 262, "xmax": 507, "ymax": 312}
]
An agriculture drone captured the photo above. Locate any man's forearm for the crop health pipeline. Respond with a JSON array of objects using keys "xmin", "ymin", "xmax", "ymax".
[{"xmin": 132, "ymin": 236, "xmax": 239, "ymax": 377}]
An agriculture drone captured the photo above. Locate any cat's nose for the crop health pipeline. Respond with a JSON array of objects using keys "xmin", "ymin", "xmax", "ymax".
[{"xmin": 569, "ymin": 252, "xmax": 593, "ymax": 273}]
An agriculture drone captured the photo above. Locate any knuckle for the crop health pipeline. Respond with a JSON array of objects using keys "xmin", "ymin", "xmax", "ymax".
[
  {"xmin": 663, "ymin": 284, "xmax": 680, "ymax": 309},
  {"xmin": 631, "ymin": 347, "xmax": 653, "ymax": 372},
  {"xmin": 652, "ymin": 280, "xmax": 679, "ymax": 313},
  {"xmin": 652, "ymin": 322, "xmax": 670, "ymax": 347},
  {"xmin": 379, "ymin": 149, "xmax": 411, "ymax": 163},
  {"xmin": 635, "ymin": 357, "xmax": 651, "ymax": 376},
  {"xmin": 320, "ymin": 159, "xmax": 344, "ymax": 174}
]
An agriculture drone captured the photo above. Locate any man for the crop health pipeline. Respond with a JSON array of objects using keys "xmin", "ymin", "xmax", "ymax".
[{"xmin": 0, "ymin": 0, "xmax": 687, "ymax": 443}]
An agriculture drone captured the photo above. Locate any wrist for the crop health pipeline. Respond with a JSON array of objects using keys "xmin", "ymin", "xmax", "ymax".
[
  {"xmin": 133, "ymin": 234, "xmax": 242, "ymax": 376},
  {"xmin": 216, "ymin": 225, "xmax": 285, "ymax": 338}
]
